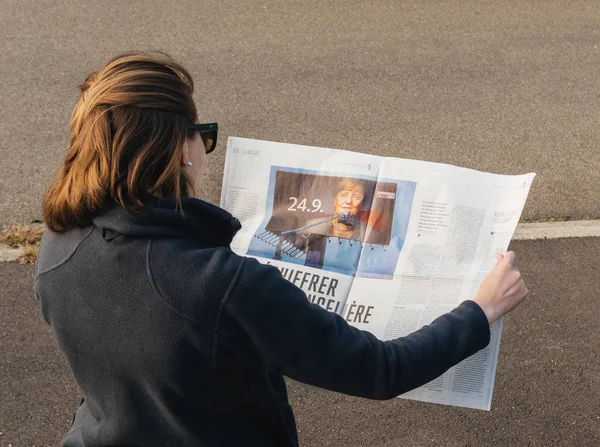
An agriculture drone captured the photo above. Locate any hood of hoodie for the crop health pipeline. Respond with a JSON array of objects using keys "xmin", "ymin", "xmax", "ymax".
[{"xmin": 92, "ymin": 198, "xmax": 242, "ymax": 248}]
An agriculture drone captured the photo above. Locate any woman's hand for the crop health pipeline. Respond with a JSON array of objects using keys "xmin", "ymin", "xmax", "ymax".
[{"xmin": 472, "ymin": 251, "xmax": 529, "ymax": 324}]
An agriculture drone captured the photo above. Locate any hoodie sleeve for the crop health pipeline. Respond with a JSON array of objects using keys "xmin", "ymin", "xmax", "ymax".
[{"xmin": 223, "ymin": 257, "xmax": 490, "ymax": 400}]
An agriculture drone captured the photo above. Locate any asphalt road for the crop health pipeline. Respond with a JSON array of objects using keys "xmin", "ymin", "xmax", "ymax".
[
  {"xmin": 2, "ymin": 2, "xmax": 600, "ymax": 446},
  {"xmin": 2, "ymin": 0, "xmax": 600, "ymax": 229},
  {"xmin": 2, "ymin": 238, "xmax": 599, "ymax": 446}
]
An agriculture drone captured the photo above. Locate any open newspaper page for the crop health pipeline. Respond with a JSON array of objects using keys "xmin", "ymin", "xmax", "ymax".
[{"xmin": 221, "ymin": 137, "xmax": 535, "ymax": 411}]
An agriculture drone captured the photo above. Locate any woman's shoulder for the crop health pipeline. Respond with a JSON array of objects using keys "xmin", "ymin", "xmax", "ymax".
[
  {"xmin": 145, "ymin": 239, "xmax": 250, "ymax": 324},
  {"xmin": 149, "ymin": 241, "xmax": 301, "ymax": 326},
  {"xmin": 36, "ymin": 226, "xmax": 96, "ymax": 278},
  {"xmin": 150, "ymin": 237, "xmax": 243, "ymax": 267},
  {"xmin": 149, "ymin": 238, "xmax": 246, "ymax": 288}
]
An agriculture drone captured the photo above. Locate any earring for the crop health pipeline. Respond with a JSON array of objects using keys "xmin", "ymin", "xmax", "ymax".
[{"xmin": 187, "ymin": 161, "xmax": 193, "ymax": 167}]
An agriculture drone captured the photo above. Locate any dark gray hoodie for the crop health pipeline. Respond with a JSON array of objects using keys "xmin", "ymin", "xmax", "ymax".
[{"xmin": 35, "ymin": 198, "xmax": 490, "ymax": 446}]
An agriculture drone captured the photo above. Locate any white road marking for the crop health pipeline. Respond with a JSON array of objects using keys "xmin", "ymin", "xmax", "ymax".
[
  {"xmin": 513, "ymin": 220, "xmax": 600, "ymax": 240},
  {"xmin": 0, "ymin": 246, "xmax": 20, "ymax": 262}
]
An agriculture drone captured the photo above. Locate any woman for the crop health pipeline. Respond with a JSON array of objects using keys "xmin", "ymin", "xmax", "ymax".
[{"xmin": 36, "ymin": 52, "xmax": 528, "ymax": 447}]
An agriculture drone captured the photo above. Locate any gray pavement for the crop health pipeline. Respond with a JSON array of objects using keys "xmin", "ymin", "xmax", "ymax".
[
  {"xmin": 2, "ymin": 2, "xmax": 600, "ymax": 446},
  {"xmin": 2, "ymin": 238, "xmax": 599, "ymax": 446},
  {"xmin": 2, "ymin": 1, "xmax": 600, "ymax": 229}
]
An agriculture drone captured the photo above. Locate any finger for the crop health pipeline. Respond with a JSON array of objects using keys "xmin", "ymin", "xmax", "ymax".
[
  {"xmin": 506, "ymin": 280, "xmax": 527, "ymax": 298},
  {"xmin": 496, "ymin": 253, "xmax": 504, "ymax": 265},
  {"xmin": 503, "ymin": 251, "xmax": 516, "ymax": 266},
  {"xmin": 500, "ymin": 271, "xmax": 521, "ymax": 291}
]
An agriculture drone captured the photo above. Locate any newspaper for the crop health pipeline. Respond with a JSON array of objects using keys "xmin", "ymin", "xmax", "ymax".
[{"xmin": 220, "ymin": 137, "xmax": 535, "ymax": 411}]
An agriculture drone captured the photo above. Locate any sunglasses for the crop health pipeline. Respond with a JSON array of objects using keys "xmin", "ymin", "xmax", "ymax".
[{"xmin": 190, "ymin": 122, "xmax": 218, "ymax": 154}]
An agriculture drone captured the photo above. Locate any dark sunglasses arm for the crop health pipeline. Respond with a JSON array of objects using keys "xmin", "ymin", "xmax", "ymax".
[{"xmin": 192, "ymin": 123, "xmax": 218, "ymax": 133}]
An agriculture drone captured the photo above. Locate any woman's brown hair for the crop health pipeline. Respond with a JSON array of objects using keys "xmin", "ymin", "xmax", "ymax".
[
  {"xmin": 333, "ymin": 178, "xmax": 365, "ymax": 198},
  {"xmin": 43, "ymin": 52, "xmax": 198, "ymax": 232}
]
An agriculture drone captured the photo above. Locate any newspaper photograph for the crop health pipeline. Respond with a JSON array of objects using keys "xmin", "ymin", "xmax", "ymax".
[
  {"xmin": 247, "ymin": 168, "xmax": 415, "ymax": 278},
  {"xmin": 220, "ymin": 137, "xmax": 535, "ymax": 411}
]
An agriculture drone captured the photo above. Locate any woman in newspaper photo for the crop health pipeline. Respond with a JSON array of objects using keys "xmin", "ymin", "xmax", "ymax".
[{"xmin": 35, "ymin": 52, "xmax": 528, "ymax": 447}]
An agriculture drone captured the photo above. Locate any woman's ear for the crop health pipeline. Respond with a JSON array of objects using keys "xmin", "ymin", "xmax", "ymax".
[{"xmin": 181, "ymin": 143, "xmax": 189, "ymax": 167}]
